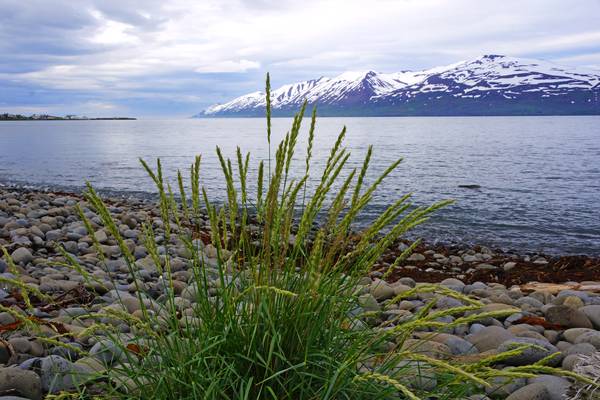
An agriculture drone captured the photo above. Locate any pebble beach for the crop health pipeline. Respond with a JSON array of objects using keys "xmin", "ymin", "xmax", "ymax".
[{"xmin": 1, "ymin": 186, "xmax": 600, "ymax": 399}]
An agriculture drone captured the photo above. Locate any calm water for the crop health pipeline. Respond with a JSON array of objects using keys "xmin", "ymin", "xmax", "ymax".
[{"xmin": 1, "ymin": 117, "xmax": 599, "ymax": 255}]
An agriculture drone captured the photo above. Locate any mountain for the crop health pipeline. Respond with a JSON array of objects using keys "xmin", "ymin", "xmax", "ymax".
[{"xmin": 195, "ymin": 55, "xmax": 600, "ymax": 117}]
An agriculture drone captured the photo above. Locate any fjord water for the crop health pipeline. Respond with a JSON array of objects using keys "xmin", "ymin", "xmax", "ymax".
[{"xmin": 1, "ymin": 116, "xmax": 599, "ymax": 255}]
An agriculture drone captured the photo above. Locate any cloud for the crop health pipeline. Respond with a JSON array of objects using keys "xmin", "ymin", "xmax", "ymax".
[
  {"xmin": 195, "ymin": 60, "xmax": 260, "ymax": 73},
  {"xmin": 90, "ymin": 17, "xmax": 140, "ymax": 45},
  {"xmin": 1, "ymin": 0, "xmax": 599, "ymax": 116}
]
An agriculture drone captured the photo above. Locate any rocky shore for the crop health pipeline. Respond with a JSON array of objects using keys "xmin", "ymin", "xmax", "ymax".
[{"xmin": 1, "ymin": 186, "xmax": 600, "ymax": 399}]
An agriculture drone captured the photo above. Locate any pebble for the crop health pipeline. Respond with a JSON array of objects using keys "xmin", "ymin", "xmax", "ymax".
[
  {"xmin": 73, "ymin": 356, "xmax": 106, "ymax": 375},
  {"xmin": 562, "ymin": 296, "xmax": 584, "ymax": 309},
  {"xmin": 89, "ymin": 339, "xmax": 125, "ymax": 365},
  {"xmin": 358, "ymin": 293, "xmax": 380, "ymax": 312},
  {"xmin": 397, "ymin": 277, "xmax": 416, "ymax": 287},
  {"xmin": 496, "ymin": 338, "xmax": 560, "ymax": 366},
  {"xmin": 395, "ymin": 361, "xmax": 437, "ymax": 391},
  {"xmin": 467, "ymin": 326, "xmax": 515, "ymax": 352},
  {"xmin": 476, "ymin": 263, "xmax": 496, "ymax": 271},
  {"xmin": 505, "ymin": 383, "xmax": 550, "ymax": 400},
  {"xmin": 0, "ymin": 343, "xmax": 10, "ymax": 365},
  {"xmin": 0, "ymin": 396, "xmax": 36, "ymax": 400},
  {"xmin": 544, "ymin": 305, "xmax": 593, "ymax": 328},
  {"xmin": 44, "ymin": 230, "xmax": 62, "ymax": 242},
  {"xmin": 400, "ymin": 339, "xmax": 451, "ymax": 359},
  {"xmin": 8, "ymin": 338, "xmax": 31, "ymax": 355},
  {"xmin": 0, "ymin": 368, "xmax": 42, "ymax": 400},
  {"xmin": 369, "ymin": 280, "xmax": 395, "ymax": 301},
  {"xmin": 485, "ymin": 376, "xmax": 526, "ymax": 397},
  {"xmin": 407, "ymin": 253, "xmax": 425, "ymax": 262},
  {"xmin": 563, "ymin": 328, "xmax": 594, "ymax": 343},
  {"xmin": 503, "ymin": 262, "xmax": 517, "ymax": 271},
  {"xmin": 528, "ymin": 375, "xmax": 570, "ymax": 400},
  {"xmin": 39, "ymin": 355, "xmax": 77, "ymax": 393},
  {"xmin": 439, "ymin": 278, "xmax": 465, "ymax": 292},
  {"xmin": 574, "ymin": 331, "xmax": 600, "ymax": 349},
  {"xmin": 9, "ymin": 248, "xmax": 33, "ymax": 265},
  {"xmin": 581, "ymin": 305, "xmax": 600, "ymax": 329},
  {"xmin": 423, "ymin": 333, "xmax": 477, "ymax": 355},
  {"xmin": 563, "ymin": 342, "xmax": 595, "ymax": 356},
  {"xmin": 561, "ymin": 353, "xmax": 583, "ymax": 370}
]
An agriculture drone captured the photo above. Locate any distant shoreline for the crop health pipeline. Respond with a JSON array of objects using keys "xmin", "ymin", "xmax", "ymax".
[
  {"xmin": 1, "ymin": 113, "xmax": 136, "ymax": 121},
  {"xmin": 0, "ymin": 117, "xmax": 137, "ymax": 121}
]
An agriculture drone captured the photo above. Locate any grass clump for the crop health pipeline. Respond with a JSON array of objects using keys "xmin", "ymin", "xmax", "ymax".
[{"xmin": 46, "ymin": 75, "xmax": 596, "ymax": 400}]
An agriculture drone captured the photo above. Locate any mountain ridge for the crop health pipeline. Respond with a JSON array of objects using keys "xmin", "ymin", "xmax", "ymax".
[{"xmin": 195, "ymin": 55, "xmax": 600, "ymax": 117}]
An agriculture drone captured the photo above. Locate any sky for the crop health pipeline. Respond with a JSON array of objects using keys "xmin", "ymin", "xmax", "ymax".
[{"xmin": 1, "ymin": 0, "xmax": 600, "ymax": 118}]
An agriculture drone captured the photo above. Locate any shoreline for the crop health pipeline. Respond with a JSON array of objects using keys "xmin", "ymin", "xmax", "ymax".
[
  {"xmin": 2, "ymin": 183, "xmax": 598, "ymax": 260},
  {"xmin": 4, "ymin": 184, "xmax": 598, "ymax": 290}
]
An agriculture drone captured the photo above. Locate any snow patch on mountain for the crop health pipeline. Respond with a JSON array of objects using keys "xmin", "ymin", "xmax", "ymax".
[{"xmin": 197, "ymin": 55, "xmax": 600, "ymax": 117}]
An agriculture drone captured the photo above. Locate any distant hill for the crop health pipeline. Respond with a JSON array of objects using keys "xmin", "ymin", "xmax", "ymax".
[
  {"xmin": 195, "ymin": 55, "xmax": 600, "ymax": 117},
  {"xmin": 0, "ymin": 114, "xmax": 136, "ymax": 121}
]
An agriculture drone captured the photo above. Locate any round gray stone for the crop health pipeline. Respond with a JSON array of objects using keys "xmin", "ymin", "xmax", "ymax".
[
  {"xmin": 467, "ymin": 326, "xmax": 514, "ymax": 352},
  {"xmin": 496, "ymin": 337, "xmax": 560, "ymax": 366},
  {"xmin": 357, "ymin": 293, "xmax": 380, "ymax": 312},
  {"xmin": 581, "ymin": 305, "xmax": 600, "ymax": 329},
  {"xmin": 561, "ymin": 354, "xmax": 584, "ymax": 371},
  {"xmin": 528, "ymin": 375, "xmax": 570, "ymax": 400},
  {"xmin": 439, "ymin": 278, "xmax": 465, "ymax": 292},
  {"xmin": 39, "ymin": 355, "xmax": 76, "ymax": 393},
  {"xmin": 369, "ymin": 281, "xmax": 395, "ymax": 301},
  {"xmin": 9, "ymin": 248, "xmax": 33, "ymax": 265},
  {"xmin": 545, "ymin": 305, "xmax": 592, "ymax": 329},
  {"xmin": 0, "ymin": 368, "xmax": 42, "ymax": 400},
  {"xmin": 505, "ymin": 383, "xmax": 550, "ymax": 400},
  {"xmin": 89, "ymin": 339, "xmax": 125, "ymax": 365},
  {"xmin": 563, "ymin": 328, "xmax": 595, "ymax": 343},
  {"xmin": 564, "ymin": 342, "xmax": 596, "ymax": 356},
  {"xmin": 574, "ymin": 331, "xmax": 600, "ymax": 349},
  {"xmin": 485, "ymin": 376, "xmax": 526, "ymax": 397}
]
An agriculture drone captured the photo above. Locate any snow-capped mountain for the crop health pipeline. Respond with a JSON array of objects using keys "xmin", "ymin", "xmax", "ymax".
[{"xmin": 195, "ymin": 55, "xmax": 600, "ymax": 117}]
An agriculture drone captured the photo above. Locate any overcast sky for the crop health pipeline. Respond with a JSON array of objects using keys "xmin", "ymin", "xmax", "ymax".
[{"xmin": 1, "ymin": 0, "xmax": 600, "ymax": 117}]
